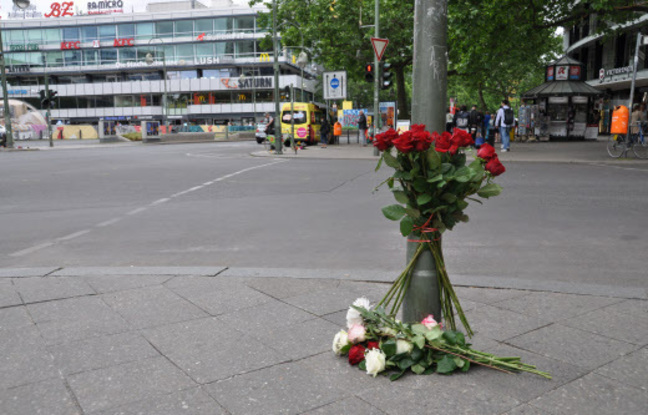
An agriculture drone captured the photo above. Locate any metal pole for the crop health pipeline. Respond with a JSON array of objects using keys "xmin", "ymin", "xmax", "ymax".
[
  {"xmin": 402, "ymin": 0, "xmax": 447, "ymax": 323},
  {"xmin": 0, "ymin": 29, "xmax": 14, "ymax": 148},
  {"xmin": 161, "ymin": 49, "xmax": 168, "ymax": 133},
  {"xmin": 372, "ymin": 0, "xmax": 379, "ymax": 155},
  {"xmin": 272, "ymin": 0, "xmax": 282, "ymax": 154},
  {"xmin": 628, "ymin": 32, "xmax": 642, "ymax": 144},
  {"xmin": 290, "ymin": 84, "xmax": 295, "ymax": 152},
  {"xmin": 44, "ymin": 70, "xmax": 53, "ymax": 148}
]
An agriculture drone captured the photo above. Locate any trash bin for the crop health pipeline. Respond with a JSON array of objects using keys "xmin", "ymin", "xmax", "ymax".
[{"xmin": 611, "ymin": 105, "xmax": 629, "ymax": 135}]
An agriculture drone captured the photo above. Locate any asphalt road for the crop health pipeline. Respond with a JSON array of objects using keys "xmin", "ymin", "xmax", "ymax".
[{"xmin": 1, "ymin": 141, "xmax": 646, "ymax": 290}]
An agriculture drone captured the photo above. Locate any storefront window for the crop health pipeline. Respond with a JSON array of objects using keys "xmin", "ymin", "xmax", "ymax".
[
  {"xmin": 156, "ymin": 21, "xmax": 174, "ymax": 39},
  {"xmin": 62, "ymin": 27, "xmax": 80, "ymax": 42},
  {"xmin": 236, "ymin": 40, "xmax": 254, "ymax": 57},
  {"xmin": 98, "ymin": 25, "xmax": 116, "ymax": 41},
  {"xmin": 81, "ymin": 26, "xmax": 97, "ymax": 42},
  {"xmin": 100, "ymin": 49, "xmax": 118, "ymax": 65},
  {"xmin": 44, "ymin": 51, "xmax": 64, "ymax": 67},
  {"xmin": 136, "ymin": 23, "xmax": 154, "ymax": 41},
  {"xmin": 64, "ymin": 50, "xmax": 82, "ymax": 66},
  {"xmin": 175, "ymin": 20, "xmax": 193, "ymax": 37},
  {"xmin": 43, "ymin": 29, "xmax": 61, "ymax": 47},
  {"xmin": 203, "ymin": 69, "xmax": 229, "ymax": 79},
  {"xmin": 5, "ymin": 30, "xmax": 25, "ymax": 47},
  {"xmin": 115, "ymin": 95, "xmax": 134, "ymax": 107},
  {"xmin": 196, "ymin": 43, "xmax": 213, "ymax": 57},
  {"xmin": 85, "ymin": 50, "xmax": 98, "ymax": 66},
  {"xmin": 6, "ymin": 52, "xmax": 26, "ymax": 66},
  {"xmin": 117, "ymin": 24, "xmax": 135, "ymax": 39},
  {"xmin": 119, "ymin": 47, "xmax": 137, "ymax": 63},
  {"xmin": 25, "ymin": 29, "xmax": 42, "ymax": 45},
  {"xmin": 195, "ymin": 19, "xmax": 213, "ymax": 36},
  {"xmin": 180, "ymin": 70, "xmax": 198, "ymax": 79}
]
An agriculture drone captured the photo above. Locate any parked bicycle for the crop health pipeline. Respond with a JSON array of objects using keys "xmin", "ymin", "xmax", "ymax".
[{"xmin": 607, "ymin": 121, "xmax": 648, "ymax": 159}]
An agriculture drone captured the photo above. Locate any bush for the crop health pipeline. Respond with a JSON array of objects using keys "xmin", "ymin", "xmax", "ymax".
[{"xmin": 122, "ymin": 132, "xmax": 142, "ymax": 141}]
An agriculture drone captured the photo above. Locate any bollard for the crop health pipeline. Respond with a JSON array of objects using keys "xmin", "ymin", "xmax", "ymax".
[
  {"xmin": 79, "ymin": 130, "xmax": 82, "ymax": 140},
  {"xmin": 402, "ymin": 239, "xmax": 441, "ymax": 324},
  {"xmin": 225, "ymin": 125, "xmax": 229, "ymax": 141}
]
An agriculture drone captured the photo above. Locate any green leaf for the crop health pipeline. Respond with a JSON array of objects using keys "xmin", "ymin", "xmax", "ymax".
[
  {"xmin": 461, "ymin": 360, "xmax": 471, "ymax": 372},
  {"xmin": 404, "ymin": 207, "xmax": 421, "ymax": 219},
  {"xmin": 382, "ymin": 204, "xmax": 407, "ymax": 221},
  {"xmin": 455, "ymin": 332, "xmax": 466, "ymax": 347},
  {"xmin": 453, "ymin": 357, "xmax": 465, "ymax": 368},
  {"xmin": 410, "ymin": 346, "xmax": 424, "ymax": 362},
  {"xmin": 400, "ymin": 216, "xmax": 414, "ymax": 236},
  {"xmin": 477, "ymin": 183, "xmax": 502, "ymax": 198},
  {"xmin": 441, "ymin": 163, "xmax": 454, "ymax": 174},
  {"xmin": 340, "ymin": 344, "xmax": 351, "ymax": 354},
  {"xmin": 358, "ymin": 360, "xmax": 366, "ymax": 370},
  {"xmin": 393, "ymin": 190, "xmax": 409, "ymax": 204},
  {"xmin": 454, "ymin": 166, "xmax": 472, "ymax": 183},
  {"xmin": 427, "ymin": 173, "xmax": 443, "ymax": 183},
  {"xmin": 411, "ymin": 363, "xmax": 427, "ymax": 375},
  {"xmin": 441, "ymin": 193, "xmax": 457, "ymax": 203},
  {"xmin": 436, "ymin": 355, "xmax": 458, "ymax": 374},
  {"xmin": 411, "ymin": 324, "xmax": 428, "ymax": 335},
  {"xmin": 390, "ymin": 370, "xmax": 407, "ymax": 381},
  {"xmin": 397, "ymin": 357, "xmax": 415, "ymax": 370},
  {"xmin": 417, "ymin": 194, "xmax": 433, "ymax": 206},
  {"xmin": 382, "ymin": 339, "xmax": 397, "ymax": 357},
  {"xmin": 426, "ymin": 150, "xmax": 442, "ymax": 170},
  {"xmin": 412, "ymin": 178, "xmax": 428, "ymax": 192},
  {"xmin": 383, "ymin": 150, "xmax": 402, "ymax": 170},
  {"xmin": 443, "ymin": 331, "xmax": 458, "ymax": 346},
  {"xmin": 456, "ymin": 199, "xmax": 469, "ymax": 210},
  {"xmin": 375, "ymin": 155, "xmax": 384, "ymax": 172},
  {"xmin": 413, "ymin": 335, "xmax": 426, "ymax": 350},
  {"xmin": 424, "ymin": 326, "xmax": 443, "ymax": 341}
]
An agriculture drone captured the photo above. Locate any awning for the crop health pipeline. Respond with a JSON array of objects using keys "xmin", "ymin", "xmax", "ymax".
[{"xmin": 522, "ymin": 81, "xmax": 602, "ymax": 98}]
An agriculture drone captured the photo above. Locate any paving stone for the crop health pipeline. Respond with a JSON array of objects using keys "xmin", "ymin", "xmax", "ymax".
[
  {"xmin": 0, "ymin": 268, "xmax": 59, "ymax": 278},
  {"xmin": 102, "ymin": 286, "xmax": 208, "ymax": 329},
  {"xmin": 83, "ymin": 275, "xmax": 169, "ymax": 294},
  {"xmin": 244, "ymin": 277, "xmax": 340, "ymax": 299},
  {"xmin": 454, "ymin": 287, "xmax": 531, "ymax": 304},
  {"xmin": 336, "ymin": 281, "xmax": 393, "ymax": 305},
  {"xmin": 94, "ymin": 387, "xmax": 227, "ymax": 415},
  {"xmin": 53, "ymin": 267, "xmax": 226, "ymax": 277},
  {"xmin": 560, "ymin": 304, "xmax": 648, "ymax": 346},
  {"xmin": 249, "ymin": 317, "xmax": 340, "ymax": 360},
  {"xmin": 0, "ymin": 327, "xmax": 58, "ymax": 389},
  {"xmin": 301, "ymin": 397, "xmax": 387, "ymax": 415},
  {"xmin": 503, "ymin": 404, "xmax": 552, "ymax": 415},
  {"xmin": 281, "ymin": 286, "xmax": 365, "ymax": 316},
  {"xmin": 321, "ymin": 310, "xmax": 347, "ymax": 327},
  {"xmin": 595, "ymin": 347, "xmax": 648, "ymax": 391},
  {"xmin": 508, "ymin": 323, "xmax": 638, "ymax": 370},
  {"xmin": 143, "ymin": 317, "xmax": 286, "ymax": 384},
  {"xmin": 462, "ymin": 305, "xmax": 547, "ymax": 341},
  {"xmin": 28, "ymin": 296, "xmax": 130, "ymax": 345},
  {"xmin": 165, "ymin": 276, "xmax": 271, "ymax": 316},
  {"xmin": 48, "ymin": 332, "xmax": 160, "ymax": 375},
  {"xmin": 602, "ymin": 298, "xmax": 648, "ymax": 315},
  {"xmin": 0, "ymin": 378, "xmax": 81, "ymax": 415},
  {"xmin": 0, "ymin": 306, "xmax": 33, "ymax": 331},
  {"xmin": 0, "ymin": 280, "xmax": 22, "ymax": 307},
  {"xmin": 13, "ymin": 277, "xmax": 96, "ymax": 304},
  {"xmin": 218, "ymin": 300, "xmax": 314, "ymax": 337},
  {"xmin": 531, "ymin": 373, "xmax": 648, "ymax": 415},
  {"xmin": 493, "ymin": 291, "xmax": 622, "ymax": 322},
  {"xmin": 298, "ymin": 352, "xmax": 385, "ymax": 396},
  {"xmin": 206, "ymin": 362, "xmax": 345, "ymax": 415},
  {"xmin": 68, "ymin": 356, "xmax": 196, "ymax": 414}
]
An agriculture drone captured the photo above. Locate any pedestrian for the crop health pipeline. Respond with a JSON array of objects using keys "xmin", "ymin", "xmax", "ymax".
[
  {"xmin": 320, "ymin": 117, "xmax": 330, "ymax": 148},
  {"xmin": 358, "ymin": 110, "xmax": 368, "ymax": 146},
  {"xmin": 445, "ymin": 107, "xmax": 454, "ymax": 133},
  {"xmin": 333, "ymin": 119, "xmax": 342, "ymax": 145},
  {"xmin": 495, "ymin": 100, "xmax": 514, "ymax": 152},
  {"xmin": 631, "ymin": 103, "xmax": 642, "ymax": 135},
  {"xmin": 453, "ymin": 105, "xmax": 470, "ymax": 132},
  {"xmin": 483, "ymin": 111, "xmax": 491, "ymax": 139},
  {"xmin": 468, "ymin": 105, "xmax": 483, "ymax": 142}
]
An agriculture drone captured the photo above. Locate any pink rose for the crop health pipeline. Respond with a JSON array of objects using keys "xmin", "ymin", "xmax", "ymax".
[
  {"xmin": 421, "ymin": 315, "xmax": 439, "ymax": 329},
  {"xmin": 348, "ymin": 324, "xmax": 367, "ymax": 344}
]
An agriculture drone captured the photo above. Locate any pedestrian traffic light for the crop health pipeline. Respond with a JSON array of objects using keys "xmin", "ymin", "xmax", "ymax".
[
  {"xmin": 49, "ymin": 90, "xmax": 58, "ymax": 108},
  {"xmin": 380, "ymin": 62, "xmax": 393, "ymax": 90},
  {"xmin": 40, "ymin": 90, "xmax": 50, "ymax": 108},
  {"xmin": 364, "ymin": 63, "xmax": 375, "ymax": 82}
]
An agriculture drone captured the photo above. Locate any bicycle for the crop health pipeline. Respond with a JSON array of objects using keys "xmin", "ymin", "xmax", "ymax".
[{"xmin": 607, "ymin": 122, "xmax": 648, "ymax": 159}]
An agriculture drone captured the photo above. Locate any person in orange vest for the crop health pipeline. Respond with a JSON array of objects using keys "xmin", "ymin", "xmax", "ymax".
[{"xmin": 333, "ymin": 119, "xmax": 342, "ymax": 145}]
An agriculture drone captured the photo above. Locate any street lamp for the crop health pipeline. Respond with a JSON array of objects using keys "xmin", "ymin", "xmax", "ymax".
[
  {"xmin": 147, "ymin": 38, "xmax": 168, "ymax": 133},
  {"xmin": 1, "ymin": 0, "xmax": 31, "ymax": 148},
  {"xmin": 296, "ymin": 51, "xmax": 308, "ymax": 102}
]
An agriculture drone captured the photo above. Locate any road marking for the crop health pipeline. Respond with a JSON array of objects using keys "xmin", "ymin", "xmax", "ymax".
[
  {"xmin": 126, "ymin": 207, "xmax": 148, "ymax": 216},
  {"xmin": 57, "ymin": 230, "xmax": 91, "ymax": 241},
  {"xmin": 10, "ymin": 242, "xmax": 55, "ymax": 257},
  {"xmin": 588, "ymin": 162, "xmax": 648, "ymax": 172},
  {"xmin": 96, "ymin": 218, "xmax": 122, "ymax": 227}
]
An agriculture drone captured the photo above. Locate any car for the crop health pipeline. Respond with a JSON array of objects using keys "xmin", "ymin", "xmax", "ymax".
[{"xmin": 255, "ymin": 122, "xmax": 267, "ymax": 144}]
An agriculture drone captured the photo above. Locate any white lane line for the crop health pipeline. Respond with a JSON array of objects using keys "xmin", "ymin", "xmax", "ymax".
[
  {"xmin": 96, "ymin": 218, "xmax": 122, "ymax": 227},
  {"xmin": 150, "ymin": 198, "xmax": 171, "ymax": 206},
  {"xmin": 57, "ymin": 230, "xmax": 91, "ymax": 241},
  {"xmin": 126, "ymin": 207, "xmax": 148, "ymax": 216},
  {"xmin": 10, "ymin": 242, "xmax": 55, "ymax": 257}
]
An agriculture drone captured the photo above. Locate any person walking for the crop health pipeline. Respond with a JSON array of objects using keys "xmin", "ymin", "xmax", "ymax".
[
  {"xmin": 333, "ymin": 119, "xmax": 342, "ymax": 145},
  {"xmin": 358, "ymin": 110, "xmax": 368, "ymax": 146},
  {"xmin": 445, "ymin": 107, "xmax": 454, "ymax": 133},
  {"xmin": 320, "ymin": 117, "xmax": 330, "ymax": 148},
  {"xmin": 453, "ymin": 105, "xmax": 470, "ymax": 132},
  {"xmin": 468, "ymin": 105, "xmax": 482, "ymax": 142},
  {"xmin": 495, "ymin": 100, "xmax": 514, "ymax": 152}
]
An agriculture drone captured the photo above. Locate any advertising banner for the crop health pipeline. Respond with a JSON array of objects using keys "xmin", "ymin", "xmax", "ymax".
[{"xmin": 341, "ymin": 109, "xmax": 368, "ymax": 128}]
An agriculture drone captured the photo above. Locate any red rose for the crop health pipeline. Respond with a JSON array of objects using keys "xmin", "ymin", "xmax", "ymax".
[
  {"xmin": 451, "ymin": 129, "xmax": 474, "ymax": 148},
  {"xmin": 410, "ymin": 124, "xmax": 433, "ymax": 152},
  {"xmin": 477, "ymin": 143, "xmax": 496, "ymax": 160},
  {"xmin": 374, "ymin": 128, "xmax": 398, "ymax": 152},
  {"xmin": 367, "ymin": 341, "xmax": 380, "ymax": 350},
  {"xmin": 348, "ymin": 344, "xmax": 366, "ymax": 365},
  {"xmin": 485, "ymin": 157, "xmax": 506, "ymax": 176},
  {"xmin": 392, "ymin": 131, "xmax": 414, "ymax": 154},
  {"xmin": 435, "ymin": 131, "xmax": 452, "ymax": 153}
]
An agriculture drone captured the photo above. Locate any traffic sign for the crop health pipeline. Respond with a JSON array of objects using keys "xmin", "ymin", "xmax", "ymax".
[
  {"xmin": 323, "ymin": 71, "xmax": 347, "ymax": 100},
  {"xmin": 371, "ymin": 37, "xmax": 389, "ymax": 61}
]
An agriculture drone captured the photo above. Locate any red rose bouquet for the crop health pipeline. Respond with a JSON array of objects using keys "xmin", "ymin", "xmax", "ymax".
[{"xmin": 373, "ymin": 127, "xmax": 506, "ymax": 336}]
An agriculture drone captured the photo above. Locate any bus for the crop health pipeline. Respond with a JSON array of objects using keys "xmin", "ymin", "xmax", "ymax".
[{"xmin": 280, "ymin": 102, "xmax": 326, "ymax": 145}]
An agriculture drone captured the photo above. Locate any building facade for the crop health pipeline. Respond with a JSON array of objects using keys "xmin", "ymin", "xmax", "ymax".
[{"xmin": 0, "ymin": 1, "xmax": 317, "ymax": 126}]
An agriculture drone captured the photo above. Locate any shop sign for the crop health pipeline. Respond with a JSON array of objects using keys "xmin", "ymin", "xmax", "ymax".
[
  {"xmin": 569, "ymin": 66, "xmax": 581, "ymax": 81},
  {"xmin": 45, "ymin": 2, "xmax": 75, "ymax": 18},
  {"xmin": 61, "ymin": 41, "xmax": 81, "ymax": 50},
  {"xmin": 599, "ymin": 65, "xmax": 634, "ymax": 82},
  {"xmin": 572, "ymin": 96, "xmax": 588, "ymax": 104},
  {"xmin": 8, "ymin": 89, "xmax": 29, "ymax": 95},
  {"xmin": 548, "ymin": 96, "xmax": 568, "ymax": 104},
  {"xmin": 546, "ymin": 66, "xmax": 554, "ymax": 81},
  {"xmin": 238, "ymin": 77, "xmax": 272, "ymax": 88},
  {"xmin": 197, "ymin": 56, "xmax": 235, "ymax": 65},
  {"xmin": 9, "ymin": 44, "xmax": 39, "ymax": 51},
  {"xmin": 114, "ymin": 38, "xmax": 134, "ymax": 47},
  {"xmin": 7, "ymin": 4, "xmax": 43, "ymax": 19},
  {"xmin": 92, "ymin": 40, "xmax": 100, "ymax": 48},
  {"xmin": 87, "ymin": 1, "xmax": 124, "ymax": 15},
  {"xmin": 555, "ymin": 66, "xmax": 569, "ymax": 80}
]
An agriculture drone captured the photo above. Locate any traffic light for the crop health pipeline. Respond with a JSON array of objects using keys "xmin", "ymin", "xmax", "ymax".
[
  {"xmin": 380, "ymin": 62, "xmax": 393, "ymax": 90},
  {"xmin": 40, "ymin": 90, "xmax": 49, "ymax": 108},
  {"xmin": 364, "ymin": 63, "xmax": 375, "ymax": 82},
  {"xmin": 49, "ymin": 90, "xmax": 58, "ymax": 108}
]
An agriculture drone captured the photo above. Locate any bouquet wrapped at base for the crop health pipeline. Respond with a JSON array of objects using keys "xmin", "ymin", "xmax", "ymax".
[{"xmin": 333, "ymin": 298, "xmax": 551, "ymax": 380}]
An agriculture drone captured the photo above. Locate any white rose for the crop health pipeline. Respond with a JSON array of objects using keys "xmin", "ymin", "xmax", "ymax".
[
  {"xmin": 379, "ymin": 326, "xmax": 398, "ymax": 337},
  {"xmin": 332, "ymin": 330, "xmax": 350, "ymax": 355},
  {"xmin": 346, "ymin": 297, "xmax": 371, "ymax": 328},
  {"xmin": 396, "ymin": 339, "xmax": 413, "ymax": 355},
  {"xmin": 365, "ymin": 349, "xmax": 386, "ymax": 377}
]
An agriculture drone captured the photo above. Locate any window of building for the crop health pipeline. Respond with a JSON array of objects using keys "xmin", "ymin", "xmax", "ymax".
[
  {"xmin": 117, "ymin": 24, "xmax": 135, "ymax": 39},
  {"xmin": 176, "ymin": 43, "xmax": 193, "ymax": 60},
  {"xmin": 195, "ymin": 19, "xmax": 213, "ymax": 36},
  {"xmin": 203, "ymin": 69, "xmax": 229, "ymax": 78},
  {"xmin": 136, "ymin": 23, "xmax": 154, "ymax": 41},
  {"xmin": 62, "ymin": 27, "xmax": 80, "ymax": 42},
  {"xmin": 81, "ymin": 26, "xmax": 98, "ymax": 42},
  {"xmin": 236, "ymin": 40, "xmax": 254, "ymax": 57},
  {"xmin": 43, "ymin": 29, "xmax": 61, "ymax": 47},
  {"xmin": 119, "ymin": 47, "xmax": 137, "ymax": 63},
  {"xmin": 44, "ymin": 51, "xmax": 64, "ymax": 67},
  {"xmin": 6, "ymin": 52, "xmax": 26, "ymax": 66},
  {"xmin": 5, "ymin": 30, "xmax": 25, "ymax": 47},
  {"xmin": 163, "ymin": 45, "xmax": 176, "ymax": 61},
  {"xmin": 96, "ymin": 95, "xmax": 114, "ymax": 107},
  {"xmin": 615, "ymin": 33, "xmax": 628, "ymax": 68},
  {"xmin": 180, "ymin": 70, "xmax": 198, "ymax": 79},
  {"xmin": 156, "ymin": 21, "xmax": 174, "ymax": 39},
  {"xmin": 64, "ymin": 50, "xmax": 82, "ymax": 66},
  {"xmin": 235, "ymin": 16, "xmax": 255, "ymax": 33},
  {"xmin": 196, "ymin": 43, "xmax": 213, "ymax": 57},
  {"xmin": 100, "ymin": 49, "xmax": 118, "ymax": 65},
  {"xmin": 85, "ymin": 50, "xmax": 98, "ymax": 66},
  {"xmin": 175, "ymin": 20, "xmax": 193, "ymax": 37},
  {"xmin": 98, "ymin": 25, "xmax": 117, "ymax": 41},
  {"xmin": 25, "ymin": 29, "xmax": 42, "ymax": 45},
  {"xmin": 115, "ymin": 95, "xmax": 134, "ymax": 107},
  {"xmin": 214, "ymin": 17, "xmax": 233, "ymax": 33}
]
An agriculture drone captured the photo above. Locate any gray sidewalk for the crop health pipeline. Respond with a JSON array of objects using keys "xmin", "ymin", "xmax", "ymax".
[{"xmin": 1, "ymin": 267, "xmax": 646, "ymax": 414}]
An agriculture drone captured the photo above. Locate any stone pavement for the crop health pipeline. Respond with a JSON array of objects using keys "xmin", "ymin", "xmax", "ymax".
[{"xmin": 1, "ymin": 267, "xmax": 646, "ymax": 415}]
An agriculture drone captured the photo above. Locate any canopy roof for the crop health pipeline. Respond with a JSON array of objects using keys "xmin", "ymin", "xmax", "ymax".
[{"xmin": 522, "ymin": 80, "xmax": 602, "ymax": 98}]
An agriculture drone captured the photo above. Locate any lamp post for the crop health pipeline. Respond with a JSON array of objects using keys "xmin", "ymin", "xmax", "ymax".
[
  {"xmin": 147, "ymin": 38, "xmax": 168, "ymax": 133},
  {"xmin": 1, "ymin": 0, "xmax": 31, "ymax": 148},
  {"xmin": 272, "ymin": 0, "xmax": 282, "ymax": 154}
]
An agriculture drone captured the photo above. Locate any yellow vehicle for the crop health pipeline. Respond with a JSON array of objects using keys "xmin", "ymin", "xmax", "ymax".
[{"xmin": 280, "ymin": 102, "xmax": 325, "ymax": 145}]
